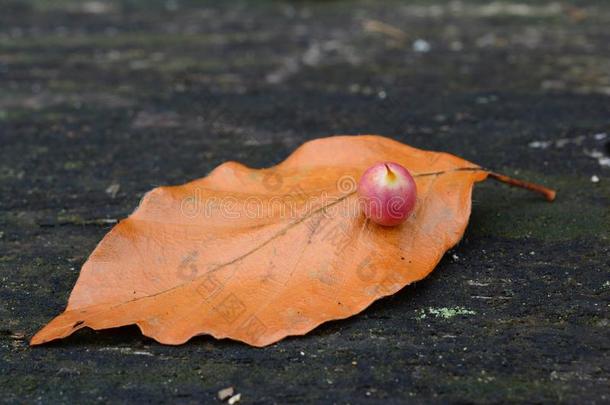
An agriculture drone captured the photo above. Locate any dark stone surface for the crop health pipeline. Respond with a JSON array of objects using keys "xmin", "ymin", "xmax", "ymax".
[{"xmin": 1, "ymin": 0, "xmax": 608, "ymax": 403}]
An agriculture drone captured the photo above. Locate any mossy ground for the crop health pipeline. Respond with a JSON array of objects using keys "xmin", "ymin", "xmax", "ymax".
[{"xmin": 1, "ymin": 0, "xmax": 608, "ymax": 403}]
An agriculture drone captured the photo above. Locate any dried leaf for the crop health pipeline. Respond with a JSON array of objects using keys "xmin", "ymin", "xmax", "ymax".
[{"xmin": 31, "ymin": 135, "xmax": 554, "ymax": 347}]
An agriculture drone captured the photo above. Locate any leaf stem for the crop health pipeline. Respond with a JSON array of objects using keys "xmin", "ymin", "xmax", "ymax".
[
  {"xmin": 414, "ymin": 167, "xmax": 556, "ymax": 202},
  {"xmin": 487, "ymin": 172, "xmax": 556, "ymax": 202}
]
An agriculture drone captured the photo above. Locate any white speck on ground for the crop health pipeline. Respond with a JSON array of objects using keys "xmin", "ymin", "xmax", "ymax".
[
  {"xmin": 585, "ymin": 149, "xmax": 610, "ymax": 168},
  {"xmin": 131, "ymin": 350, "xmax": 154, "ymax": 356},
  {"xmin": 98, "ymin": 347, "xmax": 154, "ymax": 356},
  {"xmin": 528, "ymin": 140, "xmax": 552, "ymax": 149},
  {"xmin": 413, "ymin": 39, "xmax": 431, "ymax": 52},
  {"xmin": 467, "ymin": 280, "xmax": 490, "ymax": 287},
  {"xmin": 418, "ymin": 307, "xmax": 476, "ymax": 319},
  {"xmin": 227, "ymin": 393, "xmax": 241, "ymax": 405},
  {"xmin": 528, "ymin": 132, "xmax": 610, "ymax": 168},
  {"xmin": 217, "ymin": 387, "xmax": 234, "ymax": 401},
  {"xmin": 529, "ymin": 135, "xmax": 586, "ymax": 149},
  {"xmin": 105, "ymin": 183, "xmax": 120, "ymax": 198},
  {"xmin": 591, "ymin": 175, "xmax": 600, "ymax": 183}
]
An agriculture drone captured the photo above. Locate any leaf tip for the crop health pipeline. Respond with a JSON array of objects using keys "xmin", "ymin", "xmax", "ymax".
[{"xmin": 29, "ymin": 331, "xmax": 46, "ymax": 346}]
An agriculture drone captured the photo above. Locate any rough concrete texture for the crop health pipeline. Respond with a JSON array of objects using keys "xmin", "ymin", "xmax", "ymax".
[{"xmin": 0, "ymin": 0, "xmax": 608, "ymax": 403}]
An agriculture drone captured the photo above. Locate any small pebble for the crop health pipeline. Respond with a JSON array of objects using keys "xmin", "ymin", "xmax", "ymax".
[
  {"xmin": 105, "ymin": 183, "xmax": 121, "ymax": 198},
  {"xmin": 591, "ymin": 175, "xmax": 600, "ymax": 183},
  {"xmin": 528, "ymin": 140, "xmax": 551, "ymax": 149},
  {"xmin": 412, "ymin": 39, "xmax": 431, "ymax": 53},
  {"xmin": 227, "ymin": 394, "xmax": 241, "ymax": 405},
  {"xmin": 217, "ymin": 387, "xmax": 234, "ymax": 401}
]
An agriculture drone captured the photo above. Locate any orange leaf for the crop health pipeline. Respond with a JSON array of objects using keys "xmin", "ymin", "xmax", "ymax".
[{"xmin": 31, "ymin": 135, "xmax": 554, "ymax": 347}]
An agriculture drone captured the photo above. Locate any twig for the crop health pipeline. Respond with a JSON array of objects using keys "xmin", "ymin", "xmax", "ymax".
[{"xmin": 362, "ymin": 19, "xmax": 407, "ymax": 42}]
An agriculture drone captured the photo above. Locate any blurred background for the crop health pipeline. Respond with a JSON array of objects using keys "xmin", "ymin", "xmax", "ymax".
[{"xmin": 1, "ymin": 1, "xmax": 608, "ymax": 403}]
